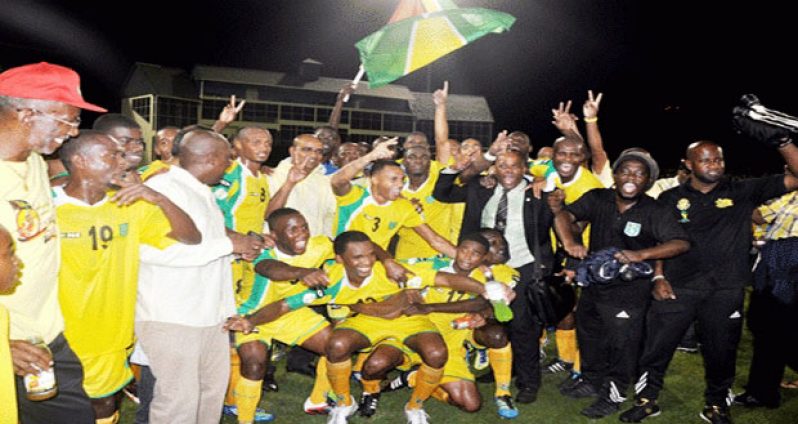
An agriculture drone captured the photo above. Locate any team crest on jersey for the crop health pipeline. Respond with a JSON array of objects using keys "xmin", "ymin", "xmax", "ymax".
[
  {"xmin": 119, "ymin": 223, "xmax": 129, "ymax": 237},
  {"xmin": 388, "ymin": 221, "xmax": 397, "ymax": 230},
  {"xmin": 8, "ymin": 200, "xmax": 45, "ymax": 242},
  {"xmin": 676, "ymin": 198, "xmax": 691, "ymax": 223},
  {"xmin": 624, "ymin": 221, "xmax": 642, "ymax": 237},
  {"xmin": 715, "ymin": 198, "xmax": 733, "ymax": 208},
  {"xmin": 425, "ymin": 195, "xmax": 435, "ymax": 204}
]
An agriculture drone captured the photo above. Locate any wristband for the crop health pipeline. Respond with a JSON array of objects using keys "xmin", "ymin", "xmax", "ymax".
[
  {"xmin": 584, "ymin": 116, "xmax": 598, "ymax": 123},
  {"xmin": 651, "ymin": 275, "xmax": 666, "ymax": 282},
  {"xmin": 483, "ymin": 151, "xmax": 496, "ymax": 162}
]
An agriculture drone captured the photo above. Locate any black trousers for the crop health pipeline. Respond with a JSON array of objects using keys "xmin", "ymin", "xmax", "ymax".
[
  {"xmin": 634, "ymin": 286, "xmax": 744, "ymax": 406},
  {"xmin": 743, "ymin": 290, "xmax": 798, "ymax": 405},
  {"xmin": 507, "ymin": 262, "xmax": 544, "ymax": 391},
  {"xmin": 576, "ymin": 284, "xmax": 650, "ymax": 401},
  {"xmin": 135, "ymin": 365, "xmax": 156, "ymax": 424},
  {"xmin": 14, "ymin": 333, "xmax": 94, "ymax": 424}
]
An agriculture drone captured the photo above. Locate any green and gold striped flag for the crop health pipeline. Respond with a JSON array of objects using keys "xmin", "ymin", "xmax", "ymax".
[{"xmin": 356, "ymin": 0, "xmax": 515, "ymax": 88}]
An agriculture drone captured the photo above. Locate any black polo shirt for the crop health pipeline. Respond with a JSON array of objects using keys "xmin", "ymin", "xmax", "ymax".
[
  {"xmin": 658, "ymin": 175, "xmax": 787, "ymax": 289},
  {"xmin": 566, "ymin": 188, "xmax": 690, "ymax": 294}
]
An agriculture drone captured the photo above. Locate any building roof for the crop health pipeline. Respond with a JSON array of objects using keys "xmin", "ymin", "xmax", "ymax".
[
  {"xmin": 191, "ymin": 65, "xmax": 415, "ymax": 101},
  {"xmin": 410, "ymin": 92, "xmax": 494, "ymax": 122},
  {"xmin": 123, "ymin": 63, "xmax": 197, "ymax": 98}
]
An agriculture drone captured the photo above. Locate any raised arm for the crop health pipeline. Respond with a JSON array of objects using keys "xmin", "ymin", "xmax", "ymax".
[
  {"xmin": 265, "ymin": 157, "xmax": 312, "ymax": 216},
  {"xmin": 329, "ymin": 84, "xmax": 355, "ymax": 130},
  {"xmin": 330, "ymin": 138, "xmax": 397, "ymax": 196},
  {"xmin": 433, "ymin": 81, "xmax": 451, "ymax": 164},
  {"xmin": 413, "ymin": 224, "xmax": 457, "ymax": 258},
  {"xmin": 552, "ymin": 100, "xmax": 583, "ymax": 140},
  {"xmin": 582, "ymin": 90, "xmax": 608, "ymax": 175},
  {"xmin": 212, "ymin": 95, "xmax": 246, "ymax": 133}
]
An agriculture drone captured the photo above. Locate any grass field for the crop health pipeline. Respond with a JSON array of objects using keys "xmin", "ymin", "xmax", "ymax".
[{"xmin": 120, "ymin": 322, "xmax": 798, "ymax": 424}]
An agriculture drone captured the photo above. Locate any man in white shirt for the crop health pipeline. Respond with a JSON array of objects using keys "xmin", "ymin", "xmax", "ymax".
[{"xmin": 135, "ymin": 129, "xmax": 262, "ymax": 424}]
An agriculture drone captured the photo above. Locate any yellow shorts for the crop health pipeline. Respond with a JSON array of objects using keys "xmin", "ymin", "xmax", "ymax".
[
  {"xmin": 429, "ymin": 314, "xmax": 478, "ymax": 383},
  {"xmin": 336, "ymin": 315, "xmax": 438, "ymax": 347},
  {"xmin": 80, "ymin": 350, "xmax": 133, "ymax": 398},
  {"xmin": 236, "ymin": 307, "xmax": 329, "ymax": 348},
  {"xmin": 375, "ymin": 339, "xmax": 421, "ymax": 371},
  {"xmin": 232, "ymin": 260, "xmax": 256, "ymax": 307}
]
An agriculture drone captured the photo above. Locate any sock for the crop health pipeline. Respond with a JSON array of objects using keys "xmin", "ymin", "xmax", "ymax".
[
  {"xmin": 327, "ymin": 359, "xmax": 353, "ymax": 406},
  {"xmin": 407, "ymin": 370, "xmax": 418, "ymax": 388},
  {"xmin": 95, "ymin": 410, "xmax": 119, "ymax": 424},
  {"xmin": 573, "ymin": 349, "xmax": 581, "ymax": 374},
  {"xmin": 555, "ymin": 329, "xmax": 577, "ymax": 364},
  {"xmin": 309, "ymin": 357, "xmax": 332, "ymax": 404},
  {"xmin": 352, "ymin": 352, "xmax": 368, "ymax": 373},
  {"xmin": 430, "ymin": 386, "xmax": 450, "ymax": 403},
  {"xmin": 225, "ymin": 348, "xmax": 241, "ymax": 406},
  {"xmin": 361, "ymin": 378, "xmax": 382, "ymax": 394},
  {"xmin": 407, "ymin": 364, "xmax": 443, "ymax": 410},
  {"xmin": 489, "ymin": 345, "xmax": 513, "ymax": 397},
  {"xmin": 234, "ymin": 377, "xmax": 263, "ymax": 424}
]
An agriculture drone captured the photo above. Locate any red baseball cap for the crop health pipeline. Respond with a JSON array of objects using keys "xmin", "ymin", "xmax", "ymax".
[{"xmin": 0, "ymin": 62, "xmax": 107, "ymax": 112}]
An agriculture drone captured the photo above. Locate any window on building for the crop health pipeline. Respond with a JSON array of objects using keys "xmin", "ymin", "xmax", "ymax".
[
  {"xmin": 201, "ymin": 99, "xmax": 230, "ymax": 120},
  {"xmin": 277, "ymin": 125, "xmax": 316, "ymax": 145},
  {"xmin": 131, "ymin": 97, "xmax": 151, "ymax": 122},
  {"xmin": 350, "ymin": 111, "xmax": 382, "ymax": 130},
  {"xmin": 156, "ymin": 97, "xmax": 199, "ymax": 129},
  {"xmin": 242, "ymin": 102, "xmax": 278, "ymax": 123},
  {"xmin": 203, "ymin": 81, "xmax": 247, "ymax": 99},
  {"xmin": 281, "ymin": 105, "xmax": 315, "ymax": 121},
  {"xmin": 383, "ymin": 114, "xmax": 413, "ymax": 133}
]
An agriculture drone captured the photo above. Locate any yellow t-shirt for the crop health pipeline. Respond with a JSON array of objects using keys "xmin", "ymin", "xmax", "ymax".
[
  {"xmin": 396, "ymin": 161, "xmax": 454, "ymax": 260},
  {"xmin": 316, "ymin": 262, "xmax": 436, "ymax": 306},
  {"xmin": 213, "ymin": 159, "xmax": 271, "ymax": 234},
  {"xmin": 0, "ymin": 153, "xmax": 62, "ymax": 343},
  {"xmin": 0, "ymin": 305, "xmax": 17, "ymax": 424},
  {"xmin": 334, "ymin": 185, "xmax": 424, "ymax": 250},
  {"xmin": 238, "ymin": 235, "xmax": 334, "ymax": 315},
  {"xmin": 138, "ymin": 159, "xmax": 171, "ymax": 182},
  {"xmin": 54, "ymin": 187, "xmax": 174, "ymax": 359}
]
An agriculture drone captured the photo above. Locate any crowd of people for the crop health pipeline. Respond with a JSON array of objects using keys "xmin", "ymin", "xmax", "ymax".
[{"xmin": 1, "ymin": 61, "xmax": 797, "ymax": 424}]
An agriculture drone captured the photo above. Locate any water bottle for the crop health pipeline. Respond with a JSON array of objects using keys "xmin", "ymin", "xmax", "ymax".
[
  {"xmin": 484, "ymin": 281, "xmax": 514, "ymax": 322},
  {"xmin": 23, "ymin": 336, "xmax": 58, "ymax": 401}
]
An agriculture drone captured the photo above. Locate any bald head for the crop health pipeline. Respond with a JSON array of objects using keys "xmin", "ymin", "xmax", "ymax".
[
  {"xmin": 686, "ymin": 140, "xmax": 721, "ymax": 161},
  {"xmin": 179, "ymin": 129, "xmax": 232, "ymax": 185}
]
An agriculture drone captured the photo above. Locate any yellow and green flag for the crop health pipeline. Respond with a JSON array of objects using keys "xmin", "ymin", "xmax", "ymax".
[{"xmin": 356, "ymin": 0, "xmax": 516, "ymax": 88}]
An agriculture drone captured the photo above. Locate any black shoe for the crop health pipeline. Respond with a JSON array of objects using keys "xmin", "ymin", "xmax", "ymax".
[
  {"xmin": 580, "ymin": 397, "xmax": 621, "ymax": 419},
  {"xmin": 543, "ymin": 358, "xmax": 574, "ymax": 375},
  {"xmin": 700, "ymin": 405, "xmax": 732, "ymax": 424},
  {"xmin": 262, "ymin": 364, "xmax": 278, "ymax": 393},
  {"xmin": 732, "ymin": 392, "xmax": 778, "ymax": 409},
  {"xmin": 515, "ymin": 387, "xmax": 538, "ymax": 404},
  {"xmin": 558, "ymin": 372, "xmax": 581, "ymax": 391},
  {"xmin": 358, "ymin": 392, "xmax": 380, "ymax": 417},
  {"xmin": 620, "ymin": 398, "xmax": 661, "ymax": 422},
  {"xmin": 286, "ymin": 362, "xmax": 316, "ymax": 378},
  {"xmin": 382, "ymin": 369, "xmax": 413, "ymax": 393},
  {"xmin": 561, "ymin": 376, "xmax": 598, "ymax": 398}
]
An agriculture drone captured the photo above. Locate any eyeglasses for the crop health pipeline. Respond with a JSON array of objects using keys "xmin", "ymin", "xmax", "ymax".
[{"xmin": 20, "ymin": 108, "xmax": 81, "ymax": 128}]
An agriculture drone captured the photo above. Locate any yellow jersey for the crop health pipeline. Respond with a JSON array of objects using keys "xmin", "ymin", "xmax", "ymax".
[
  {"xmin": 0, "ymin": 305, "xmax": 17, "ymax": 424},
  {"xmin": 54, "ymin": 187, "xmax": 174, "ymax": 359},
  {"xmin": 334, "ymin": 185, "xmax": 424, "ymax": 250},
  {"xmin": 316, "ymin": 262, "xmax": 437, "ymax": 307},
  {"xmin": 396, "ymin": 161, "xmax": 454, "ymax": 260},
  {"xmin": 137, "ymin": 160, "xmax": 171, "ymax": 182},
  {"xmin": 213, "ymin": 159, "xmax": 271, "ymax": 234},
  {"xmin": 238, "ymin": 235, "xmax": 334, "ymax": 315}
]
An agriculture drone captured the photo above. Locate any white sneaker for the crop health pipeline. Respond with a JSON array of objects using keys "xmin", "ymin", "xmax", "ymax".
[
  {"xmin": 304, "ymin": 396, "xmax": 332, "ymax": 415},
  {"xmin": 405, "ymin": 406, "xmax": 430, "ymax": 424},
  {"xmin": 327, "ymin": 396, "xmax": 357, "ymax": 424}
]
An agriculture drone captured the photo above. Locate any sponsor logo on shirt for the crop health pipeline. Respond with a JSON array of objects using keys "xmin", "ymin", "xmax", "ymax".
[
  {"xmin": 715, "ymin": 198, "xmax": 734, "ymax": 208},
  {"xmin": 624, "ymin": 221, "xmax": 641, "ymax": 237},
  {"xmin": 677, "ymin": 198, "xmax": 691, "ymax": 223}
]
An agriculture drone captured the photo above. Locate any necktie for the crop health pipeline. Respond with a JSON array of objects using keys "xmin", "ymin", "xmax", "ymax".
[{"xmin": 495, "ymin": 187, "xmax": 508, "ymax": 233}]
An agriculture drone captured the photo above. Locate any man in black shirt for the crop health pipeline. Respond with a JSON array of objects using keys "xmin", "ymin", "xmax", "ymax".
[
  {"xmin": 620, "ymin": 140, "xmax": 798, "ymax": 424},
  {"xmin": 555, "ymin": 150, "xmax": 690, "ymax": 419}
]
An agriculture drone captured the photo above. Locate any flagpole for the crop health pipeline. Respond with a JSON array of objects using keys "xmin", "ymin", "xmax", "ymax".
[{"xmin": 343, "ymin": 65, "xmax": 365, "ymax": 103}]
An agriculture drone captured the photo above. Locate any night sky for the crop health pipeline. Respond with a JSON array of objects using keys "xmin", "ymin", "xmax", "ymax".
[{"xmin": 2, "ymin": 0, "xmax": 795, "ymax": 175}]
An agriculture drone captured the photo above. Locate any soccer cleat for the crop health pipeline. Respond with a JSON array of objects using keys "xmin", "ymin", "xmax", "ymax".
[
  {"xmin": 543, "ymin": 358, "xmax": 573, "ymax": 374},
  {"xmin": 580, "ymin": 397, "xmax": 621, "ymax": 419},
  {"xmin": 304, "ymin": 396, "xmax": 333, "ymax": 415},
  {"xmin": 404, "ymin": 406, "xmax": 430, "ymax": 424},
  {"xmin": 262, "ymin": 364, "xmax": 279, "ymax": 393},
  {"xmin": 383, "ymin": 369, "xmax": 414, "ymax": 392},
  {"xmin": 620, "ymin": 398, "xmax": 662, "ymax": 422},
  {"xmin": 495, "ymin": 395, "xmax": 519, "ymax": 419},
  {"xmin": 515, "ymin": 387, "xmax": 537, "ymax": 404},
  {"xmin": 358, "ymin": 392, "xmax": 381, "ymax": 417},
  {"xmin": 472, "ymin": 348, "xmax": 490, "ymax": 371},
  {"xmin": 700, "ymin": 405, "xmax": 732, "ymax": 424},
  {"xmin": 327, "ymin": 397, "xmax": 358, "ymax": 424},
  {"xmin": 560, "ymin": 376, "xmax": 598, "ymax": 398},
  {"xmin": 222, "ymin": 404, "xmax": 275, "ymax": 422}
]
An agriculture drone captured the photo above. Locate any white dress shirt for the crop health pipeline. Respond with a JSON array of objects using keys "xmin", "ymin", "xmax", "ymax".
[
  {"xmin": 136, "ymin": 166, "xmax": 236, "ymax": 327},
  {"xmin": 481, "ymin": 180, "xmax": 535, "ymax": 268}
]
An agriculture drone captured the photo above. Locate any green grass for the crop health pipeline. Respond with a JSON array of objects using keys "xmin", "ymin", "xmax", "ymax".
[{"xmin": 120, "ymin": 324, "xmax": 798, "ymax": 423}]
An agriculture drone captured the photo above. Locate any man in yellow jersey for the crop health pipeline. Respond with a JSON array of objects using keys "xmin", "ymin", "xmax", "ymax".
[
  {"xmin": 331, "ymin": 141, "xmax": 456, "ymax": 282},
  {"xmin": 1, "ymin": 224, "xmax": 22, "ymax": 424},
  {"xmin": 1, "ymin": 62, "xmax": 106, "ymax": 424},
  {"xmin": 93, "ymin": 114, "xmax": 145, "ymax": 172},
  {"xmin": 366, "ymin": 232, "xmax": 519, "ymax": 419},
  {"xmin": 55, "ymin": 131, "xmax": 200, "ymax": 422},
  {"xmin": 233, "ymin": 208, "xmax": 335, "ymax": 423}
]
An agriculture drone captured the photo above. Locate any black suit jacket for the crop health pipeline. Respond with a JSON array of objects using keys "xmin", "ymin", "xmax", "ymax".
[{"xmin": 433, "ymin": 171, "xmax": 555, "ymax": 276}]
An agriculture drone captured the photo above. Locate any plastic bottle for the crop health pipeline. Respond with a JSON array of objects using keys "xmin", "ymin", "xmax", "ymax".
[{"xmin": 23, "ymin": 336, "xmax": 58, "ymax": 401}]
